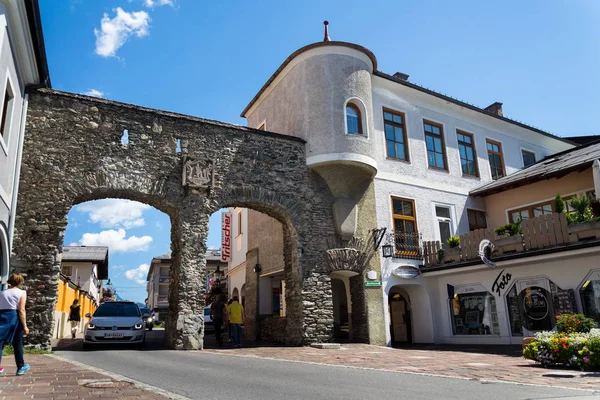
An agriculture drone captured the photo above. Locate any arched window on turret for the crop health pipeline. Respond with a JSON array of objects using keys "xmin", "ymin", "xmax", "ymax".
[{"xmin": 346, "ymin": 103, "xmax": 363, "ymax": 135}]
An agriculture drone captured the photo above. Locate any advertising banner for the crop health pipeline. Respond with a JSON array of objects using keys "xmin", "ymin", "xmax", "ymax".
[{"xmin": 221, "ymin": 212, "xmax": 232, "ymax": 262}]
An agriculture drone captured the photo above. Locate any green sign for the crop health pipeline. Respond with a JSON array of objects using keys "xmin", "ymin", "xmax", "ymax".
[{"xmin": 365, "ymin": 281, "xmax": 382, "ymax": 287}]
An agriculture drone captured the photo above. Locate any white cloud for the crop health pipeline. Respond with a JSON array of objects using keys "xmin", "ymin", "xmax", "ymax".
[
  {"xmin": 155, "ymin": 221, "xmax": 163, "ymax": 230},
  {"xmin": 94, "ymin": 7, "xmax": 150, "ymax": 58},
  {"xmin": 112, "ymin": 265, "xmax": 126, "ymax": 270},
  {"xmin": 125, "ymin": 263, "xmax": 150, "ymax": 285},
  {"xmin": 84, "ymin": 89, "xmax": 104, "ymax": 98},
  {"xmin": 75, "ymin": 199, "xmax": 150, "ymax": 229},
  {"xmin": 144, "ymin": 0, "xmax": 174, "ymax": 7},
  {"xmin": 75, "ymin": 229, "xmax": 153, "ymax": 253}
]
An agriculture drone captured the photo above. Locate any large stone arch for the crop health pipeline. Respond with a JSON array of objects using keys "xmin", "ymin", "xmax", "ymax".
[{"xmin": 11, "ymin": 89, "xmax": 337, "ymax": 349}]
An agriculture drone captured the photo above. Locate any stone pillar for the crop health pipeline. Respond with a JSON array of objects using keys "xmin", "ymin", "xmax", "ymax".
[
  {"xmin": 243, "ymin": 248, "xmax": 258, "ymax": 341},
  {"xmin": 165, "ymin": 210, "xmax": 208, "ymax": 350},
  {"xmin": 349, "ymin": 274, "xmax": 369, "ymax": 343},
  {"xmin": 302, "ymin": 271, "xmax": 334, "ymax": 343}
]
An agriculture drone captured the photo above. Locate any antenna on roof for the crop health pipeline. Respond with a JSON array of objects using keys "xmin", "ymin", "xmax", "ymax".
[{"xmin": 323, "ymin": 20, "xmax": 331, "ymax": 42}]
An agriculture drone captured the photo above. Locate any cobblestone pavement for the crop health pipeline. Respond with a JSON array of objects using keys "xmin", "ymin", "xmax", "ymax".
[
  {"xmin": 204, "ymin": 343, "xmax": 600, "ymax": 390},
  {"xmin": 0, "ymin": 354, "xmax": 170, "ymax": 400}
]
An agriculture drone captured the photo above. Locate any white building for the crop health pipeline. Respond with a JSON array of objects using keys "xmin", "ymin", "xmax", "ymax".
[
  {"xmin": 0, "ymin": 0, "xmax": 49, "ymax": 287},
  {"xmin": 240, "ymin": 23, "xmax": 592, "ymax": 345}
]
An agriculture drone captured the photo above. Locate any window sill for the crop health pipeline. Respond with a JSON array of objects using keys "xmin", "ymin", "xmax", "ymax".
[
  {"xmin": 461, "ymin": 174, "xmax": 481, "ymax": 181},
  {"xmin": 427, "ymin": 167, "xmax": 450, "ymax": 174},
  {"xmin": 385, "ymin": 157, "xmax": 410, "ymax": 164},
  {"xmin": 345, "ymin": 133, "xmax": 369, "ymax": 140}
]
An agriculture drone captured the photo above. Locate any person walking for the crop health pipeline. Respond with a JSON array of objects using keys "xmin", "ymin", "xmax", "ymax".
[
  {"xmin": 225, "ymin": 299, "xmax": 233, "ymax": 343},
  {"xmin": 0, "ymin": 273, "xmax": 30, "ymax": 376},
  {"xmin": 228, "ymin": 296, "xmax": 244, "ymax": 348},
  {"xmin": 210, "ymin": 294, "xmax": 227, "ymax": 347},
  {"xmin": 68, "ymin": 299, "xmax": 81, "ymax": 339}
]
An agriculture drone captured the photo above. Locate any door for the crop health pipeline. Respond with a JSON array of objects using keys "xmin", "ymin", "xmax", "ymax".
[
  {"xmin": 516, "ymin": 278, "xmax": 554, "ymax": 336},
  {"xmin": 390, "ymin": 293, "xmax": 411, "ymax": 344}
]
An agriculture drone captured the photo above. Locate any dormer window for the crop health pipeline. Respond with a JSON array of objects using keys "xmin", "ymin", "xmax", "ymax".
[{"xmin": 346, "ymin": 104, "xmax": 362, "ymax": 135}]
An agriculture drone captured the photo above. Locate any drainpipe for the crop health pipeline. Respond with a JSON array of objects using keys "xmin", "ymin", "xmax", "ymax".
[
  {"xmin": 7, "ymin": 92, "xmax": 29, "ymax": 255},
  {"xmin": 254, "ymin": 263, "xmax": 262, "ymax": 340}
]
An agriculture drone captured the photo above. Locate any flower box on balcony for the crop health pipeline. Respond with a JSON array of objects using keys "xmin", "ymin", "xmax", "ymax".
[
  {"xmin": 493, "ymin": 235, "xmax": 524, "ymax": 255},
  {"xmin": 443, "ymin": 247, "xmax": 461, "ymax": 263},
  {"xmin": 568, "ymin": 220, "xmax": 600, "ymax": 243}
]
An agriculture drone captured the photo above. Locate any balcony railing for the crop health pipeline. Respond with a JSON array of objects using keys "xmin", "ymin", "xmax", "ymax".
[
  {"xmin": 423, "ymin": 213, "xmax": 600, "ymax": 268},
  {"xmin": 391, "ymin": 231, "xmax": 423, "ymax": 260}
]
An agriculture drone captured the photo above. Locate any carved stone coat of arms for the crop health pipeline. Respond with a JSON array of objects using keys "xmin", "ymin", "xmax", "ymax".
[{"xmin": 182, "ymin": 158, "xmax": 215, "ymax": 189}]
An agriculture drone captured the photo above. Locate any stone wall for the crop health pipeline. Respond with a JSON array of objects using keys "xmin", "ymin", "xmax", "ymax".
[
  {"xmin": 12, "ymin": 89, "xmax": 337, "ymax": 349},
  {"xmin": 260, "ymin": 316, "xmax": 287, "ymax": 344}
]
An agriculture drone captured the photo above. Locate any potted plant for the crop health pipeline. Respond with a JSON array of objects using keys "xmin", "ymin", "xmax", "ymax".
[
  {"xmin": 493, "ymin": 220, "xmax": 524, "ymax": 254},
  {"xmin": 442, "ymin": 235, "xmax": 461, "ymax": 263},
  {"xmin": 567, "ymin": 194, "xmax": 600, "ymax": 242}
]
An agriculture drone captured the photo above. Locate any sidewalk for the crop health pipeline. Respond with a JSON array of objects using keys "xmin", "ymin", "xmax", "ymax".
[
  {"xmin": 0, "ymin": 353, "xmax": 169, "ymax": 400},
  {"xmin": 203, "ymin": 343, "xmax": 600, "ymax": 390}
]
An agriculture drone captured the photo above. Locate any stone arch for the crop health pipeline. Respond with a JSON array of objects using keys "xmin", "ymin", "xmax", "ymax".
[{"xmin": 12, "ymin": 88, "xmax": 338, "ymax": 350}]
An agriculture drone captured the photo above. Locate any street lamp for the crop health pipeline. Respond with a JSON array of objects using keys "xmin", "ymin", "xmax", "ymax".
[
  {"xmin": 214, "ymin": 265, "xmax": 224, "ymax": 282},
  {"xmin": 382, "ymin": 243, "xmax": 394, "ymax": 258}
]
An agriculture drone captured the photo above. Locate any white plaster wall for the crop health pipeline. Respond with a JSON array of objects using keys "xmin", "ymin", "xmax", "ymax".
[
  {"xmin": 228, "ymin": 207, "xmax": 247, "ymax": 272},
  {"xmin": 423, "ymin": 246, "xmax": 600, "ymax": 345},
  {"xmin": 0, "ymin": 3, "xmax": 25, "ymax": 253},
  {"xmin": 228, "ymin": 263, "xmax": 245, "ymax": 299}
]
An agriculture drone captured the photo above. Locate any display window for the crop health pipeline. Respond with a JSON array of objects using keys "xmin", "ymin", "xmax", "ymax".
[
  {"xmin": 580, "ymin": 270, "xmax": 600, "ymax": 323},
  {"xmin": 448, "ymin": 284, "xmax": 500, "ymax": 335},
  {"xmin": 506, "ymin": 277, "xmax": 577, "ymax": 336}
]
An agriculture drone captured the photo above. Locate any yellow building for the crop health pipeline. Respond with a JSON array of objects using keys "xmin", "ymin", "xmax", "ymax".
[{"xmin": 53, "ymin": 246, "xmax": 108, "ymax": 339}]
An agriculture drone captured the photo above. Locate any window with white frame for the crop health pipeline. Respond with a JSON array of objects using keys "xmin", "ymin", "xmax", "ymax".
[
  {"xmin": 61, "ymin": 265, "xmax": 72, "ymax": 276},
  {"xmin": 0, "ymin": 80, "xmax": 14, "ymax": 140},
  {"xmin": 435, "ymin": 205, "xmax": 453, "ymax": 245}
]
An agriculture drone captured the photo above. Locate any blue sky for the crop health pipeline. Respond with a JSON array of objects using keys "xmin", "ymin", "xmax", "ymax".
[{"xmin": 47, "ymin": 0, "xmax": 600, "ymax": 302}]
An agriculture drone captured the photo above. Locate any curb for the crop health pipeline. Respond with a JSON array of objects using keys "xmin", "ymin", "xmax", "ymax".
[{"xmin": 47, "ymin": 354, "xmax": 191, "ymax": 400}]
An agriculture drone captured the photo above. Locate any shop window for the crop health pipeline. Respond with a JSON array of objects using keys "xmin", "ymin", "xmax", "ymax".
[
  {"xmin": 506, "ymin": 278, "xmax": 576, "ymax": 336},
  {"xmin": 450, "ymin": 288, "xmax": 499, "ymax": 335},
  {"xmin": 580, "ymin": 274, "xmax": 600, "ymax": 323},
  {"xmin": 434, "ymin": 205, "xmax": 453, "ymax": 245},
  {"xmin": 467, "ymin": 209, "xmax": 487, "ymax": 231}
]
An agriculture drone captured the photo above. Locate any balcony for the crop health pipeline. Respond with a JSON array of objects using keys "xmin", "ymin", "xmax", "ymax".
[
  {"xmin": 423, "ymin": 213, "xmax": 600, "ymax": 269},
  {"xmin": 387, "ymin": 231, "xmax": 423, "ymax": 260},
  {"xmin": 157, "ymin": 295, "xmax": 168, "ymax": 304}
]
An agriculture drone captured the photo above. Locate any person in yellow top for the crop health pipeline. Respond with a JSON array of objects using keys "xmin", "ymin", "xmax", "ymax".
[{"xmin": 227, "ymin": 296, "xmax": 244, "ymax": 347}]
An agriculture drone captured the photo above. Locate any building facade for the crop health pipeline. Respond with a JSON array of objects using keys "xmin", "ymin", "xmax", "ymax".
[
  {"xmin": 147, "ymin": 250, "xmax": 228, "ymax": 322},
  {"xmin": 240, "ymin": 25, "xmax": 593, "ymax": 345},
  {"xmin": 0, "ymin": 0, "xmax": 49, "ymax": 287},
  {"xmin": 54, "ymin": 246, "xmax": 108, "ymax": 338}
]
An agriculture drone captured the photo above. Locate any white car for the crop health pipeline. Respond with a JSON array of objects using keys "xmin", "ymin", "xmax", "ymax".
[{"xmin": 83, "ymin": 302, "xmax": 146, "ymax": 349}]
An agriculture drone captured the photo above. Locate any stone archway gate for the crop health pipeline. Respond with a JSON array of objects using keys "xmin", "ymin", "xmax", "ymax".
[{"xmin": 11, "ymin": 89, "xmax": 336, "ymax": 350}]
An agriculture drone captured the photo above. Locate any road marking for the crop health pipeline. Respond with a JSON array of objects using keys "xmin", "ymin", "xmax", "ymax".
[{"xmin": 48, "ymin": 354, "xmax": 191, "ymax": 400}]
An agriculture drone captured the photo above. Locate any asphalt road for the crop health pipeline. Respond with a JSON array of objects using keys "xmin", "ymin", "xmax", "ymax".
[{"xmin": 55, "ymin": 330, "xmax": 598, "ymax": 400}]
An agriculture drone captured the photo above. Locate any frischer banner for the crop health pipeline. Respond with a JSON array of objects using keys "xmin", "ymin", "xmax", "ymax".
[{"xmin": 221, "ymin": 212, "xmax": 232, "ymax": 262}]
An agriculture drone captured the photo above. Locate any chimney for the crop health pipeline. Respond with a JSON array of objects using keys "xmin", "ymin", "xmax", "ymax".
[
  {"xmin": 484, "ymin": 102, "xmax": 503, "ymax": 117},
  {"xmin": 393, "ymin": 72, "xmax": 409, "ymax": 81}
]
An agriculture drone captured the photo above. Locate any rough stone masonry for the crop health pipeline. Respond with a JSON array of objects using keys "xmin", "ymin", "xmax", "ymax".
[{"xmin": 11, "ymin": 89, "xmax": 337, "ymax": 350}]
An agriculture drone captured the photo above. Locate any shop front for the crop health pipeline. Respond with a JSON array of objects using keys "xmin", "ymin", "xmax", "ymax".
[{"xmin": 420, "ymin": 246, "xmax": 600, "ymax": 345}]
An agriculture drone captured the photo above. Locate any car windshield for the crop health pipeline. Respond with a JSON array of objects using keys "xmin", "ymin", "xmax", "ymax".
[{"xmin": 94, "ymin": 303, "xmax": 141, "ymax": 317}]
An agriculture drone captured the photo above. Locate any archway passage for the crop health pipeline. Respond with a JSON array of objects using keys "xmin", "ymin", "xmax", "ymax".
[
  {"xmin": 389, "ymin": 289, "xmax": 412, "ymax": 345},
  {"xmin": 12, "ymin": 89, "xmax": 337, "ymax": 350}
]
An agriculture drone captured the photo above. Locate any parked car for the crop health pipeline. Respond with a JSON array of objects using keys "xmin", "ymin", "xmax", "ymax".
[
  {"xmin": 204, "ymin": 306, "xmax": 214, "ymax": 332},
  {"xmin": 140, "ymin": 307, "xmax": 154, "ymax": 330},
  {"xmin": 83, "ymin": 302, "xmax": 146, "ymax": 349}
]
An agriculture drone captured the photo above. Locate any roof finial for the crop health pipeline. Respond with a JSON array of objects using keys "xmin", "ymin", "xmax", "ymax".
[{"xmin": 323, "ymin": 20, "xmax": 331, "ymax": 42}]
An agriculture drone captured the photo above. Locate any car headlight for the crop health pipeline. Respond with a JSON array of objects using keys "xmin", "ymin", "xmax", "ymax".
[
  {"xmin": 134, "ymin": 323, "xmax": 143, "ymax": 330},
  {"xmin": 87, "ymin": 322, "xmax": 96, "ymax": 330}
]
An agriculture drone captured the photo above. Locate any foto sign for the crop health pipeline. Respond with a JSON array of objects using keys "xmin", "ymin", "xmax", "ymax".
[{"xmin": 221, "ymin": 212, "xmax": 232, "ymax": 262}]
